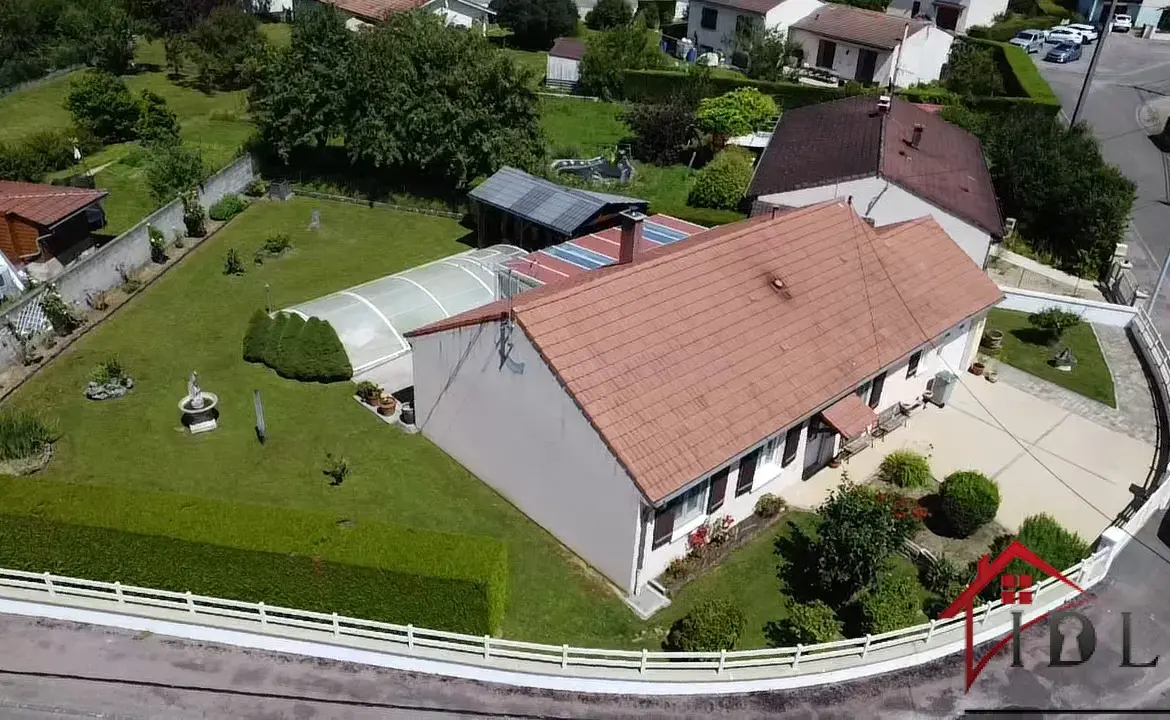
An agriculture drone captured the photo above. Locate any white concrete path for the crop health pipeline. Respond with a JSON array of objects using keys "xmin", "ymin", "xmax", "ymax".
[{"xmin": 785, "ymin": 373, "xmax": 1154, "ymax": 541}]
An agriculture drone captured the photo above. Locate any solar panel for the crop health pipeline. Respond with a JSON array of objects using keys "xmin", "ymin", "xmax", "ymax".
[
  {"xmin": 644, "ymin": 221, "xmax": 688, "ymax": 242},
  {"xmin": 544, "ymin": 245, "xmax": 600, "ymax": 269},
  {"xmin": 560, "ymin": 243, "xmax": 614, "ymax": 268}
]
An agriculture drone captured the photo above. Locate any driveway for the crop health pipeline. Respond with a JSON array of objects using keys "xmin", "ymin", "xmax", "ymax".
[
  {"xmin": 1031, "ymin": 34, "xmax": 1170, "ymax": 332},
  {"xmin": 786, "ymin": 369, "xmax": 1155, "ymax": 541}
]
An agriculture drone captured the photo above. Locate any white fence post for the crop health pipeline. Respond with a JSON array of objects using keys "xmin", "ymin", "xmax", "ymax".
[
  {"xmin": 332, "ymin": 613, "xmax": 340, "ymax": 638},
  {"xmin": 43, "ymin": 572, "xmax": 54, "ymax": 596},
  {"xmin": 258, "ymin": 601, "xmax": 267, "ymax": 625},
  {"xmin": 926, "ymin": 619, "xmax": 938, "ymax": 642},
  {"xmin": 640, "ymin": 648, "xmax": 648, "ymax": 673},
  {"xmin": 114, "ymin": 581, "xmax": 124, "ymax": 604},
  {"xmin": 562, "ymin": 644, "xmax": 569, "ymax": 669},
  {"xmin": 793, "ymin": 644, "xmax": 803, "ymax": 669},
  {"xmin": 407, "ymin": 624, "xmax": 415, "ymax": 650},
  {"xmin": 981, "ymin": 603, "xmax": 992, "ymax": 626},
  {"xmin": 185, "ymin": 591, "xmax": 195, "ymax": 613},
  {"xmin": 484, "ymin": 635, "xmax": 491, "ymax": 659},
  {"xmin": 718, "ymin": 648, "xmax": 726, "ymax": 674},
  {"xmin": 862, "ymin": 634, "xmax": 872, "ymax": 658}
]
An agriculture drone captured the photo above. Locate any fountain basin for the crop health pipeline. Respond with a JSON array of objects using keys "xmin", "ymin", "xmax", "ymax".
[{"xmin": 179, "ymin": 392, "xmax": 219, "ymax": 434}]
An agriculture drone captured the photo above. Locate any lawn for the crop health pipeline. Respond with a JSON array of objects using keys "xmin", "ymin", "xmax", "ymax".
[
  {"xmin": 986, "ymin": 308, "xmax": 1116, "ymax": 407},
  {"xmin": 4, "ymin": 196, "xmax": 658, "ymax": 648}
]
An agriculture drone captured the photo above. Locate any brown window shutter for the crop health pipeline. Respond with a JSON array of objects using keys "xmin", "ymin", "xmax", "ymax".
[
  {"xmin": 735, "ymin": 450, "xmax": 759, "ymax": 497},
  {"xmin": 652, "ymin": 506, "xmax": 675, "ymax": 549},
  {"xmin": 707, "ymin": 468, "xmax": 729, "ymax": 513}
]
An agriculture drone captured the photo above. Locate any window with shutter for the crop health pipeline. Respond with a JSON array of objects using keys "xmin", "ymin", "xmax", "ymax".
[
  {"xmin": 707, "ymin": 467, "xmax": 729, "ymax": 513},
  {"xmin": 869, "ymin": 372, "xmax": 886, "ymax": 409},
  {"xmin": 781, "ymin": 423, "xmax": 803, "ymax": 467},
  {"xmin": 652, "ymin": 506, "xmax": 674, "ymax": 549},
  {"xmin": 735, "ymin": 450, "xmax": 759, "ymax": 497},
  {"xmin": 907, "ymin": 350, "xmax": 922, "ymax": 378}
]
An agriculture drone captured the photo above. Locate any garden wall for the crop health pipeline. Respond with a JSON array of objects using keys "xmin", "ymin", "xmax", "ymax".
[
  {"xmin": 998, "ymin": 287, "xmax": 1139, "ymax": 326},
  {"xmin": 199, "ymin": 155, "xmax": 256, "ymax": 209}
]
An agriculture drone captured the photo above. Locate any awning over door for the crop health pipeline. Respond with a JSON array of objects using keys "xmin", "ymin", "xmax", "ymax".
[{"xmin": 821, "ymin": 393, "xmax": 877, "ymax": 440}]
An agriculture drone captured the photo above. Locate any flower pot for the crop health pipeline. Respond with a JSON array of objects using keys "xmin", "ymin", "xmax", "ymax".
[
  {"xmin": 970, "ymin": 363, "xmax": 985, "ymax": 376},
  {"xmin": 828, "ymin": 456, "xmax": 842, "ymax": 468},
  {"xmin": 377, "ymin": 397, "xmax": 398, "ymax": 416}
]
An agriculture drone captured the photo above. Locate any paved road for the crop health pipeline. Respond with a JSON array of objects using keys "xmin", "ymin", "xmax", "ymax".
[
  {"xmin": 2, "ymin": 513, "xmax": 1170, "ymax": 718},
  {"xmin": 1032, "ymin": 33, "xmax": 1170, "ymax": 325}
]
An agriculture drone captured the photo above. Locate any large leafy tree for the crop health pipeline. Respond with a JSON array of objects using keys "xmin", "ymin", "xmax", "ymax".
[
  {"xmin": 62, "ymin": 0, "xmax": 137, "ymax": 74},
  {"xmin": 125, "ymin": 0, "xmax": 260, "ymax": 37},
  {"xmin": 492, "ymin": 0, "xmax": 579, "ymax": 50},
  {"xmin": 250, "ymin": 3, "xmax": 353, "ymax": 160},
  {"xmin": 744, "ymin": 27, "xmax": 801, "ymax": 83},
  {"xmin": 579, "ymin": 17, "xmax": 664, "ymax": 100},
  {"xmin": 696, "ymin": 87, "xmax": 777, "ymax": 141},
  {"xmin": 623, "ymin": 97, "xmax": 699, "ymax": 165},
  {"xmin": 65, "ymin": 70, "xmax": 140, "ymax": 143},
  {"xmin": 182, "ymin": 4, "xmax": 267, "ymax": 90},
  {"xmin": 585, "ymin": 0, "xmax": 633, "ymax": 30}
]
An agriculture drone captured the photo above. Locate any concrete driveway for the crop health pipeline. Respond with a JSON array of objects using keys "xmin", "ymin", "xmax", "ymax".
[
  {"xmin": 787, "ymin": 371, "xmax": 1155, "ymax": 541},
  {"xmin": 1031, "ymin": 34, "xmax": 1170, "ymax": 332}
]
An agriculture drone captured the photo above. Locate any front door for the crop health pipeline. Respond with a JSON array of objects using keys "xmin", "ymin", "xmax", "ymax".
[
  {"xmin": 855, "ymin": 49, "xmax": 878, "ymax": 85},
  {"xmin": 802, "ymin": 416, "xmax": 838, "ymax": 479}
]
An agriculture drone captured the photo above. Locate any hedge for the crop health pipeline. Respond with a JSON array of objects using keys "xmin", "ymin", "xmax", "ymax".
[
  {"xmin": 0, "ymin": 477, "xmax": 509, "ymax": 634},
  {"xmin": 623, "ymin": 69, "xmax": 858, "ymax": 107},
  {"xmin": 245, "ymin": 311, "xmax": 353, "ymax": 383},
  {"xmin": 688, "ymin": 147, "xmax": 754, "ymax": 210},
  {"xmin": 960, "ymin": 37, "xmax": 1061, "ymax": 113}
]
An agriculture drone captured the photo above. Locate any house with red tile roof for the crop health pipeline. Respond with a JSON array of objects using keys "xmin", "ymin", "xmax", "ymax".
[
  {"xmin": 0, "ymin": 181, "xmax": 108, "ymax": 294},
  {"xmin": 686, "ymin": 0, "xmax": 825, "ymax": 58},
  {"xmin": 405, "ymin": 200, "xmax": 1002, "ymax": 598},
  {"xmin": 314, "ymin": 0, "xmax": 494, "ymax": 32},
  {"xmin": 747, "ymin": 95, "xmax": 1003, "ymax": 270},
  {"xmin": 789, "ymin": 4, "xmax": 953, "ymax": 87}
]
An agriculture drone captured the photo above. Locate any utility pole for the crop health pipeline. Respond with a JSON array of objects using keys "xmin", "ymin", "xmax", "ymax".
[{"xmin": 1070, "ymin": 2, "xmax": 1114, "ymax": 125}]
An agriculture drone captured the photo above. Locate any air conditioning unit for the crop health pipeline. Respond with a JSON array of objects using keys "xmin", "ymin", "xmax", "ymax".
[{"xmin": 1114, "ymin": 242, "xmax": 1129, "ymax": 260}]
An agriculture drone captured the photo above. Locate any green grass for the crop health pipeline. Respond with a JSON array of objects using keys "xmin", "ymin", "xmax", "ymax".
[
  {"xmin": 4, "ymin": 197, "xmax": 659, "ymax": 648},
  {"xmin": 501, "ymin": 48, "xmax": 548, "ymax": 87},
  {"xmin": 653, "ymin": 511, "xmax": 819, "ymax": 649},
  {"xmin": 986, "ymin": 308, "xmax": 1116, "ymax": 407}
]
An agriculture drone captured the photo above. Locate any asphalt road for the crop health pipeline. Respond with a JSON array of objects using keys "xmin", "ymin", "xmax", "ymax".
[
  {"xmin": 1030, "ymin": 32, "xmax": 1170, "ymax": 325},
  {"xmin": 2, "ymin": 512, "xmax": 1170, "ymax": 718}
]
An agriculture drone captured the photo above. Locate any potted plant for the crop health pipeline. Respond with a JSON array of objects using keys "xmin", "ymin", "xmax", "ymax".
[
  {"xmin": 828, "ymin": 454, "xmax": 843, "ymax": 468},
  {"xmin": 377, "ymin": 393, "xmax": 398, "ymax": 417},
  {"xmin": 355, "ymin": 381, "xmax": 381, "ymax": 406},
  {"xmin": 970, "ymin": 362, "xmax": 985, "ymax": 376}
]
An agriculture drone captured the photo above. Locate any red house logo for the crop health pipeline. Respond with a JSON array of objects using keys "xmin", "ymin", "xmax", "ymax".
[{"xmin": 939, "ymin": 540, "xmax": 1087, "ymax": 691}]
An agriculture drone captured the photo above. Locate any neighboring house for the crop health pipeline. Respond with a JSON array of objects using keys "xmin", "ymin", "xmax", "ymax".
[
  {"xmin": 1077, "ymin": 0, "xmax": 1166, "ymax": 25},
  {"xmin": 314, "ymin": 0, "xmax": 494, "ymax": 32},
  {"xmin": 885, "ymin": 0, "xmax": 1007, "ymax": 33},
  {"xmin": 790, "ymin": 4, "xmax": 953, "ymax": 87},
  {"xmin": 0, "ymin": 181, "xmax": 108, "ymax": 293},
  {"xmin": 405, "ymin": 201, "xmax": 1002, "ymax": 596},
  {"xmin": 685, "ymin": 0, "xmax": 825, "ymax": 57},
  {"xmin": 546, "ymin": 37, "xmax": 585, "ymax": 91},
  {"xmin": 468, "ymin": 167, "xmax": 649, "ymax": 251},
  {"xmin": 746, "ymin": 95, "xmax": 1003, "ymax": 268}
]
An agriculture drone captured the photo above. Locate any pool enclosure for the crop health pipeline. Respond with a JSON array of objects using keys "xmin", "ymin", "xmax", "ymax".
[{"xmin": 285, "ymin": 245, "xmax": 526, "ymax": 393}]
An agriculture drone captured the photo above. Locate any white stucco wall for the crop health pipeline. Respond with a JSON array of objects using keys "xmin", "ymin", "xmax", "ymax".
[
  {"xmin": 763, "ymin": 0, "xmax": 826, "ymax": 35},
  {"xmin": 411, "ymin": 321, "xmax": 645, "ymax": 594},
  {"xmin": 997, "ymin": 288, "xmax": 1139, "ymax": 327},
  {"xmin": 964, "ymin": 0, "xmax": 1009, "ymax": 31},
  {"xmin": 893, "ymin": 25, "xmax": 953, "ymax": 85},
  {"xmin": 637, "ymin": 316, "xmax": 982, "ymax": 587},
  {"xmin": 788, "ymin": 28, "xmax": 895, "ymax": 84},
  {"xmin": 755, "ymin": 177, "xmax": 994, "ymax": 267},
  {"xmin": 685, "ymin": 0, "xmax": 824, "ymax": 55},
  {"xmin": 427, "ymin": 0, "xmax": 492, "ymax": 28}
]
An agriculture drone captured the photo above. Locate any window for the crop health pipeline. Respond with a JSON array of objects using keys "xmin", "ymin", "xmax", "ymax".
[
  {"xmin": 735, "ymin": 450, "xmax": 759, "ymax": 496},
  {"xmin": 907, "ymin": 350, "xmax": 922, "ymax": 378},
  {"xmin": 700, "ymin": 7, "xmax": 718, "ymax": 30},
  {"xmin": 869, "ymin": 372, "xmax": 886, "ymax": 409},
  {"xmin": 675, "ymin": 481, "xmax": 708, "ymax": 527},
  {"xmin": 815, "ymin": 40, "xmax": 837, "ymax": 69},
  {"xmin": 651, "ymin": 506, "xmax": 674, "ymax": 548},
  {"xmin": 856, "ymin": 380, "xmax": 872, "ymax": 401},
  {"xmin": 707, "ymin": 468, "xmax": 730, "ymax": 513},
  {"xmin": 761, "ymin": 436, "xmax": 782, "ymax": 466},
  {"xmin": 911, "ymin": 0, "xmax": 920, "ymax": 15},
  {"xmin": 782, "ymin": 424, "xmax": 802, "ymax": 467}
]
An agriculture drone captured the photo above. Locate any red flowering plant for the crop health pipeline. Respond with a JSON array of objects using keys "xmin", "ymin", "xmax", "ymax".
[
  {"xmin": 688, "ymin": 523, "xmax": 712, "ymax": 553},
  {"xmin": 875, "ymin": 490, "xmax": 928, "ymax": 540}
]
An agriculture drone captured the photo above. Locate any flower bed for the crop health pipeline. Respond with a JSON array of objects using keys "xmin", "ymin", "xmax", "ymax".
[{"xmin": 660, "ymin": 510, "xmax": 787, "ymax": 593}]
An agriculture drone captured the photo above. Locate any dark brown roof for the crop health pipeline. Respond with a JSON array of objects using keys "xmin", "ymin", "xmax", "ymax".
[
  {"xmin": 549, "ymin": 37, "xmax": 585, "ymax": 60},
  {"xmin": 702, "ymin": 0, "xmax": 787, "ymax": 14},
  {"xmin": 411, "ymin": 201, "xmax": 1002, "ymax": 502},
  {"xmin": 0, "ymin": 181, "xmax": 107, "ymax": 227},
  {"xmin": 319, "ymin": 0, "xmax": 429, "ymax": 22},
  {"xmin": 747, "ymin": 96, "xmax": 1003, "ymax": 237},
  {"xmin": 793, "ymin": 4, "xmax": 930, "ymax": 50}
]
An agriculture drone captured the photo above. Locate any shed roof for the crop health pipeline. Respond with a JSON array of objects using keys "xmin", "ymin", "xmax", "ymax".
[
  {"xmin": 549, "ymin": 37, "xmax": 586, "ymax": 60},
  {"xmin": 0, "ymin": 181, "xmax": 107, "ymax": 228},
  {"xmin": 793, "ymin": 4, "xmax": 929, "ymax": 50},
  {"xmin": 469, "ymin": 167, "xmax": 648, "ymax": 237},
  {"xmin": 320, "ymin": 0, "xmax": 427, "ymax": 22},
  {"xmin": 410, "ymin": 201, "xmax": 1002, "ymax": 503}
]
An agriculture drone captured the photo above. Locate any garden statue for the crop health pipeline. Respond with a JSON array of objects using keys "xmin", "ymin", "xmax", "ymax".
[
  {"xmin": 309, "ymin": 209, "xmax": 320, "ymax": 231},
  {"xmin": 188, "ymin": 371, "xmax": 203, "ymax": 409},
  {"xmin": 179, "ymin": 371, "xmax": 219, "ymax": 434},
  {"xmin": 1053, "ymin": 348, "xmax": 1076, "ymax": 372}
]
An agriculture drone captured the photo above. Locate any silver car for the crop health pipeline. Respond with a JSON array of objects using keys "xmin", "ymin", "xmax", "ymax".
[{"xmin": 1010, "ymin": 30, "xmax": 1046, "ymax": 53}]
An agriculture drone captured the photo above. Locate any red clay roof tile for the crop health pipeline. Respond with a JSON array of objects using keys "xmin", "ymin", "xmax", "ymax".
[{"xmin": 0, "ymin": 181, "xmax": 107, "ymax": 228}]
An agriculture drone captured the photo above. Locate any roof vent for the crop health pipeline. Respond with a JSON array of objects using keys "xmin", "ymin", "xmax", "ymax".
[
  {"xmin": 877, "ymin": 95, "xmax": 892, "ymax": 113},
  {"xmin": 770, "ymin": 275, "xmax": 792, "ymax": 299}
]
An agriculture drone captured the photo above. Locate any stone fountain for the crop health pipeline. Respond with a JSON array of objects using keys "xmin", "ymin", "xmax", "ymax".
[{"xmin": 179, "ymin": 371, "xmax": 219, "ymax": 434}]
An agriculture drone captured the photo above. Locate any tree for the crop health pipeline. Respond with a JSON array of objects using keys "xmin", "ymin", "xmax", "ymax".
[
  {"xmin": 858, "ymin": 565, "xmax": 926, "ymax": 634},
  {"xmin": 637, "ymin": 1, "xmax": 676, "ymax": 26},
  {"xmin": 125, "ymin": 0, "xmax": 256, "ymax": 38},
  {"xmin": 146, "ymin": 144, "xmax": 206, "ymax": 202},
  {"xmin": 579, "ymin": 18, "xmax": 665, "ymax": 100},
  {"xmin": 137, "ymin": 90, "xmax": 182, "ymax": 146},
  {"xmin": 61, "ymin": 0, "xmax": 137, "ymax": 74},
  {"xmin": 66, "ymin": 70, "xmax": 140, "ymax": 143},
  {"xmin": 182, "ymin": 4, "xmax": 266, "ymax": 90},
  {"xmin": 343, "ymin": 13, "xmax": 544, "ymax": 187},
  {"xmin": 744, "ymin": 26, "xmax": 801, "ymax": 82},
  {"xmin": 585, "ymin": 0, "xmax": 633, "ymax": 30},
  {"xmin": 249, "ymin": 3, "xmax": 353, "ymax": 160},
  {"xmin": 492, "ymin": 0, "xmax": 578, "ymax": 50},
  {"xmin": 687, "ymin": 147, "xmax": 754, "ymax": 210},
  {"xmin": 1027, "ymin": 306, "xmax": 1082, "ymax": 341},
  {"xmin": 696, "ymin": 87, "xmax": 777, "ymax": 142},
  {"xmin": 623, "ymin": 97, "xmax": 699, "ymax": 165},
  {"xmin": 941, "ymin": 40, "xmax": 1005, "ymax": 98},
  {"xmin": 663, "ymin": 599, "xmax": 746, "ymax": 651}
]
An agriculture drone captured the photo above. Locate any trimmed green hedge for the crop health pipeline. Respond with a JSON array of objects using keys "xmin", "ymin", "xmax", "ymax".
[
  {"xmin": 244, "ymin": 311, "xmax": 352, "ymax": 383},
  {"xmin": 961, "ymin": 37, "xmax": 1061, "ymax": 113},
  {"xmin": 0, "ymin": 478, "xmax": 508, "ymax": 634},
  {"xmin": 623, "ymin": 69, "xmax": 858, "ymax": 107}
]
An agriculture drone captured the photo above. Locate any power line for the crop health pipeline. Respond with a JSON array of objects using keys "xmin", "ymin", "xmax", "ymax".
[{"xmin": 1072, "ymin": 11, "xmax": 1115, "ymax": 125}]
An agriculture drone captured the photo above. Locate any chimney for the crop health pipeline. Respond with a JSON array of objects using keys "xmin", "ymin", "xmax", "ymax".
[
  {"xmin": 910, "ymin": 123, "xmax": 924, "ymax": 148},
  {"xmin": 619, "ymin": 209, "xmax": 645, "ymax": 265},
  {"xmin": 877, "ymin": 95, "xmax": 892, "ymax": 113}
]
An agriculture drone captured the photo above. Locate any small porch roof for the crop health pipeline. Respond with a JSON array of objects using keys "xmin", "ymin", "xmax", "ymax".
[{"xmin": 822, "ymin": 393, "xmax": 877, "ymax": 440}]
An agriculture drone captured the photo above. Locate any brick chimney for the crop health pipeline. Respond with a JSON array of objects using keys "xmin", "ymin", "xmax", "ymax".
[
  {"xmin": 619, "ymin": 210, "xmax": 645, "ymax": 265},
  {"xmin": 911, "ymin": 123, "xmax": 924, "ymax": 148}
]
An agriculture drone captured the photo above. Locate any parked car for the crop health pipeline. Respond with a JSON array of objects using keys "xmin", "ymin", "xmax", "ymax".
[
  {"xmin": 1010, "ymin": 29, "xmax": 1046, "ymax": 53},
  {"xmin": 1066, "ymin": 23, "xmax": 1099, "ymax": 43},
  {"xmin": 1113, "ymin": 14, "xmax": 1133, "ymax": 32},
  {"xmin": 1047, "ymin": 27, "xmax": 1085, "ymax": 45},
  {"xmin": 1045, "ymin": 42, "xmax": 1083, "ymax": 63}
]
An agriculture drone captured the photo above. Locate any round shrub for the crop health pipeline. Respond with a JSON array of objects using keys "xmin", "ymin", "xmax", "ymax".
[
  {"xmin": 754, "ymin": 493, "xmax": 787, "ymax": 519},
  {"xmin": 242, "ymin": 309, "xmax": 272, "ymax": 363},
  {"xmin": 859, "ymin": 565, "xmax": 926, "ymax": 635},
  {"xmin": 1016, "ymin": 513, "xmax": 1090, "ymax": 574},
  {"xmin": 687, "ymin": 148, "xmax": 753, "ymax": 211},
  {"xmin": 663, "ymin": 599, "xmax": 746, "ymax": 652},
  {"xmin": 770, "ymin": 600, "xmax": 841, "ymax": 645},
  {"xmin": 878, "ymin": 450, "xmax": 932, "ymax": 489},
  {"xmin": 940, "ymin": 471, "xmax": 1000, "ymax": 538},
  {"xmin": 209, "ymin": 194, "xmax": 249, "ymax": 221}
]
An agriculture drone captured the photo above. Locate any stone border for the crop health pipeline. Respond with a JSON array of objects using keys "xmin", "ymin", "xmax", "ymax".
[{"xmin": 0, "ymin": 442, "xmax": 53, "ymax": 477}]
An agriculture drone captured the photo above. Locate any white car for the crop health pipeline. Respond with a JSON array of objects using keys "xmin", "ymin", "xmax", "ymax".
[
  {"xmin": 1066, "ymin": 23, "xmax": 1099, "ymax": 43},
  {"xmin": 1047, "ymin": 27, "xmax": 1086, "ymax": 45},
  {"xmin": 1113, "ymin": 14, "xmax": 1133, "ymax": 32}
]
